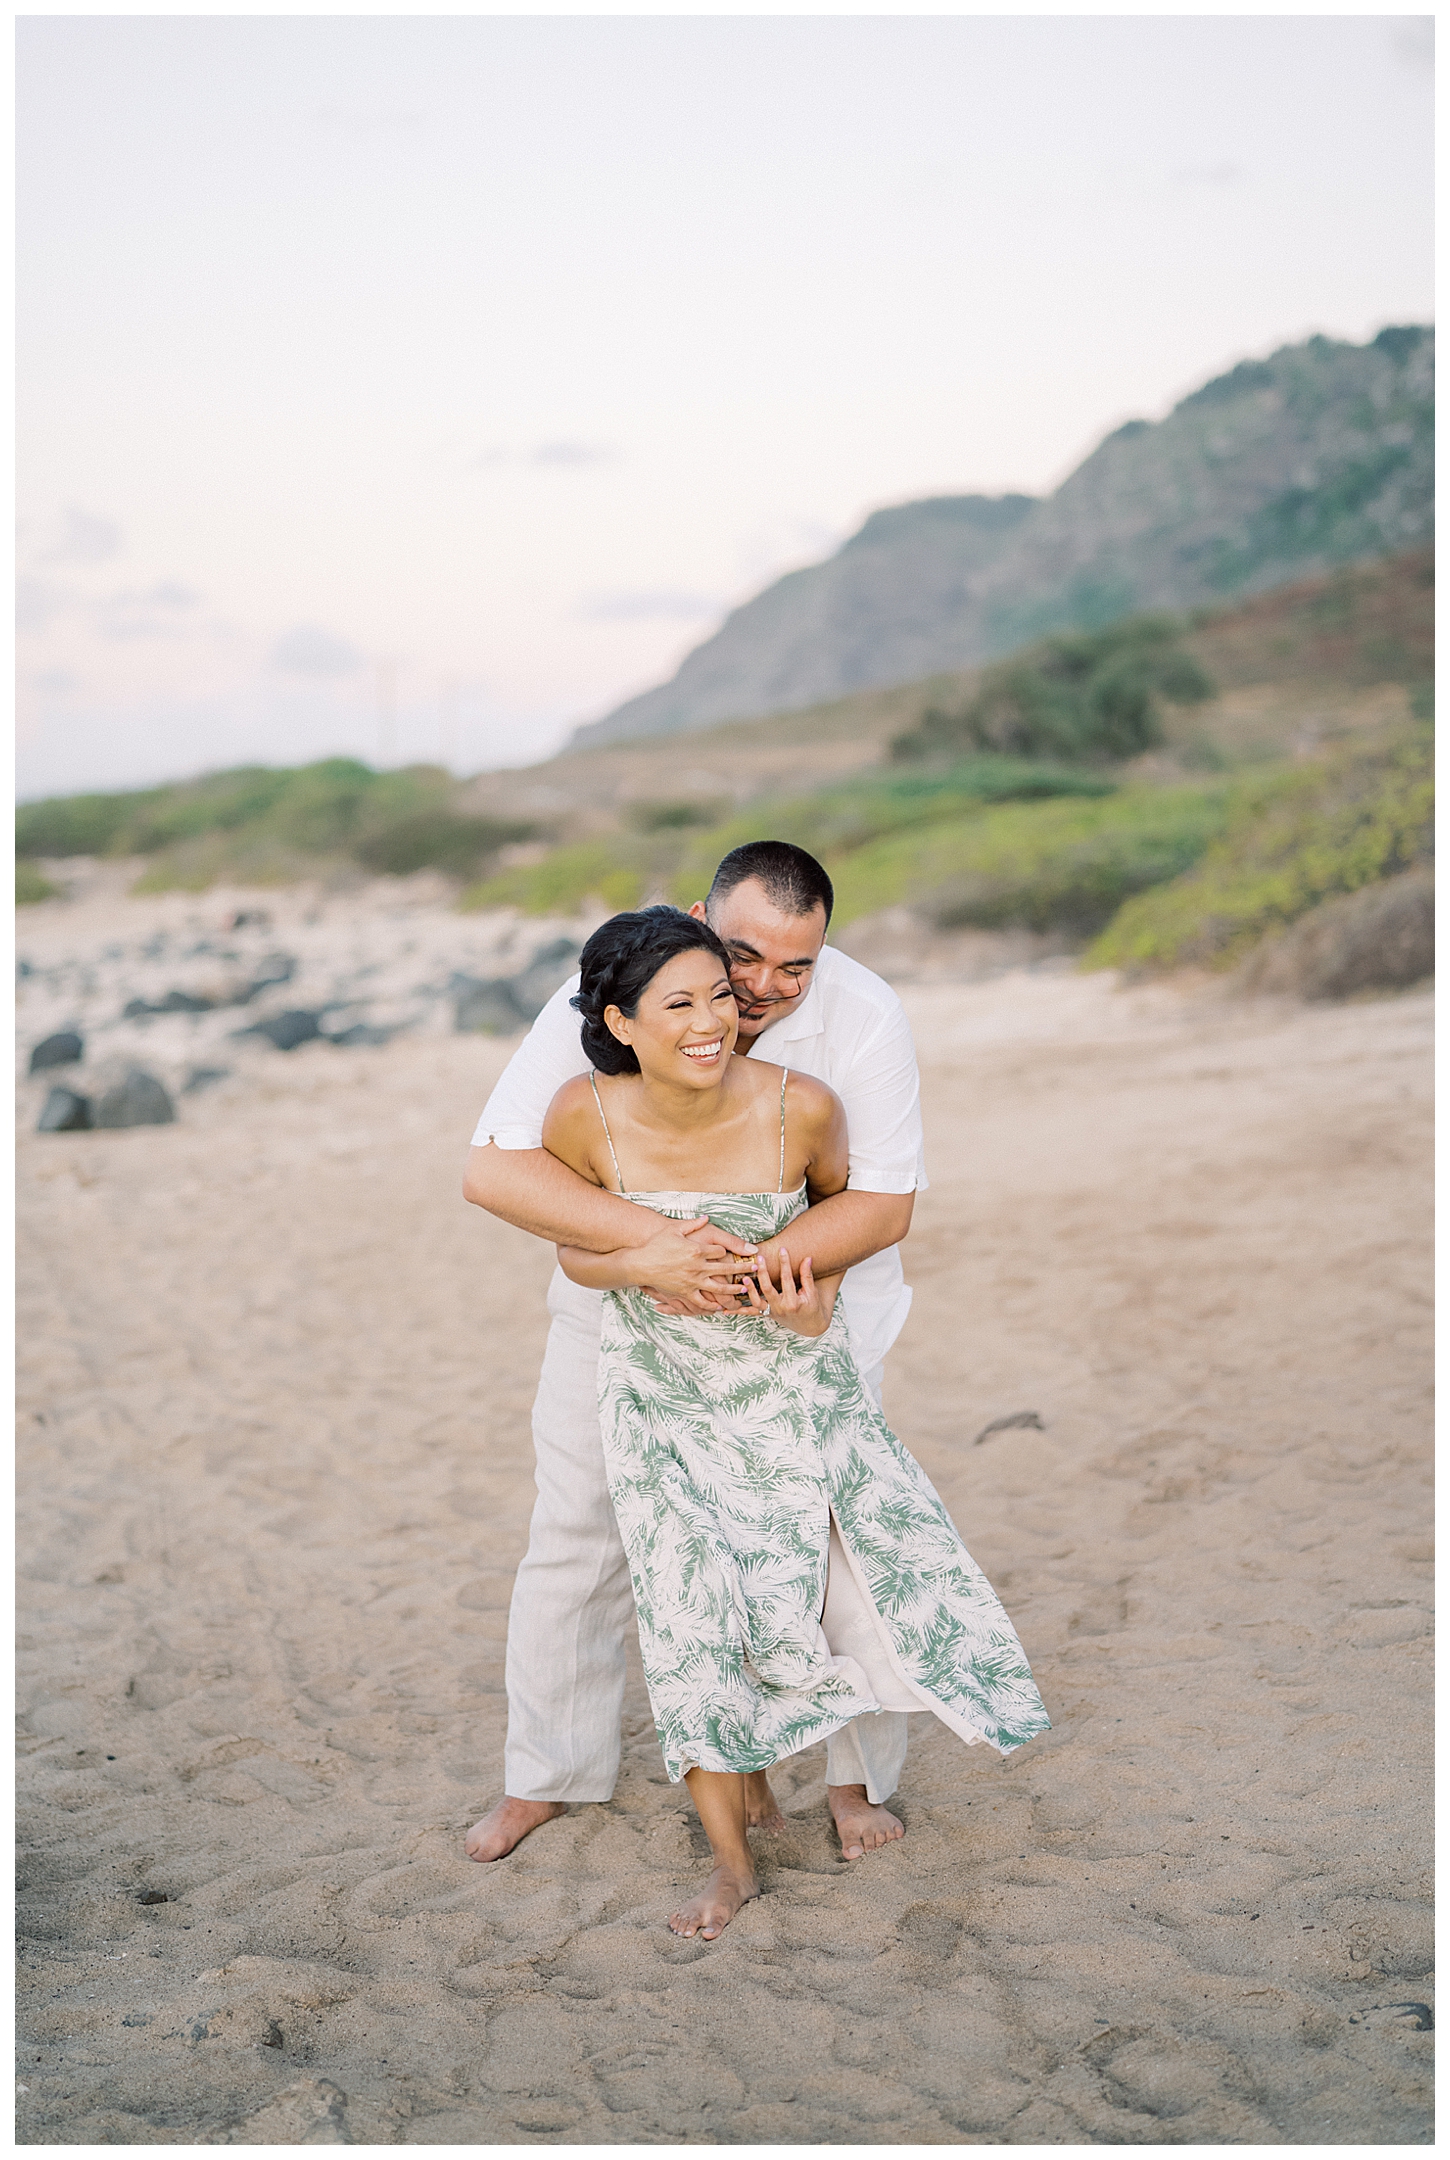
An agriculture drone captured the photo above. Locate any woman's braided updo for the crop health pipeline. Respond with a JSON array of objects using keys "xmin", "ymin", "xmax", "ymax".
[{"xmin": 571, "ymin": 906, "xmax": 732, "ymax": 1076}]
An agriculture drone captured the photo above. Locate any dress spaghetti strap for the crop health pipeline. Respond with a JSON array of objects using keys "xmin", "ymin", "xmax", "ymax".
[
  {"xmin": 589, "ymin": 1071, "xmax": 626, "ymax": 1194},
  {"xmin": 778, "ymin": 1066, "xmax": 787, "ymax": 1194}
]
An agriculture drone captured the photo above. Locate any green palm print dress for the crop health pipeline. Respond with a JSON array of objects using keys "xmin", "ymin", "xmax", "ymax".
[{"xmin": 590, "ymin": 1069, "xmax": 1050, "ymax": 1784}]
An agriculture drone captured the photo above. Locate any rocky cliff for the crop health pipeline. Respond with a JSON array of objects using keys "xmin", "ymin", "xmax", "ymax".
[{"xmin": 572, "ymin": 324, "xmax": 1432, "ymax": 749}]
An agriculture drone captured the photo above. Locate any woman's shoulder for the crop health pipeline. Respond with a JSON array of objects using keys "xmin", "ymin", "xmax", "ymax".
[
  {"xmin": 748, "ymin": 1060, "xmax": 842, "ymax": 1131},
  {"xmin": 543, "ymin": 1070, "xmax": 603, "ymax": 1140},
  {"xmin": 548, "ymin": 1070, "xmax": 598, "ymax": 1113}
]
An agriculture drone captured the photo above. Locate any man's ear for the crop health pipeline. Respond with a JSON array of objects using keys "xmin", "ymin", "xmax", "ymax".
[{"xmin": 687, "ymin": 901, "xmax": 707, "ymax": 923}]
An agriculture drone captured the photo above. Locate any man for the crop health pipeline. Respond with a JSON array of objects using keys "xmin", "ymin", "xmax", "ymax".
[{"xmin": 462, "ymin": 840, "xmax": 926, "ymax": 1862}]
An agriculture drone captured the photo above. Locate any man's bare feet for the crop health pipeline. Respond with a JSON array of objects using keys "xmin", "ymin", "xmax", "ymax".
[
  {"xmin": 827, "ymin": 1782, "xmax": 904, "ymax": 1861},
  {"xmin": 668, "ymin": 1862, "xmax": 759, "ymax": 1940},
  {"xmin": 465, "ymin": 1796, "xmax": 566, "ymax": 1862},
  {"xmin": 743, "ymin": 1770, "xmax": 786, "ymax": 1833}
]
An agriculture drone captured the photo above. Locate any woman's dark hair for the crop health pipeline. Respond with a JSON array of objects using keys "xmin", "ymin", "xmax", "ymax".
[{"xmin": 571, "ymin": 906, "xmax": 732, "ymax": 1075}]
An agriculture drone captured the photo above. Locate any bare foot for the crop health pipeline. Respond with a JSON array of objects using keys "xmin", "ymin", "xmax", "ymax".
[
  {"xmin": 669, "ymin": 1862, "xmax": 759, "ymax": 1940},
  {"xmin": 827, "ymin": 1782, "xmax": 904, "ymax": 1861},
  {"xmin": 743, "ymin": 1770, "xmax": 786, "ymax": 1833},
  {"xmin": 465, "ymin": 1796, "xmax": 566, "ymax": 1862}
]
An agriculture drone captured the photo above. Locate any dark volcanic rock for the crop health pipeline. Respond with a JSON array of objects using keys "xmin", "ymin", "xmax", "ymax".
[
  {"xmin": 452, "ymin": 941, "xmax": 581, "ymax": 1034},
  {"xmin": 328, "ymin": 1024, "xmax": 396, "ymax": 1048},
  {"xmin": 510, "ymin": 938, "xmax": 582, "ymax": 1019},
  {"xmin": 250, "ymin": 954, "xmax": 297, "ymax": 992},
  {"xmin": 29, "ymin": 1031, "xmax": 84, "ymax": 1073},
  {"xmin": 182, "ymin": 1066, "xmax": 231, "ymax": 1094},
  {"xmin": 123, "ymin": 990, "xmax": 214, "ymax": 1019},
  {"xmin": 94, "ymin": 1070, "xmax": 177, "ymax": 1129},
  {"xmin": 37, "ymin": 1086, "xmax": 93, "ymax": 1132},
  {"xmin": 237, "ymin": 1009, "xmax": 323, "ymax": 1051},
  {"xmin": 452, "ymin": 976, "xmax": 527, "ymax": 1035}
]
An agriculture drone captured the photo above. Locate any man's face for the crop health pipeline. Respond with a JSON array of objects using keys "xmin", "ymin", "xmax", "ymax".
[{"xmin": 692, "ymin": 879, "xmax": 828, "ymax": 1044}]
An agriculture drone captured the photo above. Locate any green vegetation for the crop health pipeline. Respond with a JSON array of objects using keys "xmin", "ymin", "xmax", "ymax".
[
  {"xmin": 891, "ymin": 619, "xmax": 1214, "ymax": 765},
  {"xmin": 461, "ymin": 838, "xmax": 652, "ymax": 917},
  {"xmin": 17, "ymin": 758, "xmax": 536, "ymax": 893},
  {"xmin": 1086, "ymin": 724, "xmax": 1433, "ymax": 973},
  {"xmin": 458, "ymin": 759, "xmax": 1114, "ymax": 917},
  {"xmin": 16, "ymin": 860, "xmax": 59, "ymax": 905},
  {"xmin": 626, "ymin": 798, "xmax": 729, "ymax": 833},
  {"xmin": 830, "ymin": 784, "xmax": 1233, "ymax": 934}
]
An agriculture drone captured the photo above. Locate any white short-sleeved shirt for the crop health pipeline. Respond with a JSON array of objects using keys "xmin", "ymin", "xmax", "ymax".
[{"xmin": 471, "ymin": 943, "xmax": 928, "ymax": 1370}]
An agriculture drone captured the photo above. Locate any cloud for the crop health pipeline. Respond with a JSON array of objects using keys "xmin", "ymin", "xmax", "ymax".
[
  {"xmin": 1173, "ymin": 161, "xmax": 1244, "ymax": 188},
  {"xmin": 528, "ymin": 441, "xmax": 615, "ymax": 468},
  {"xmin": 579, "ymin": 589, "xmax": 723, "ymax": 623},
  {"xmin": 39, "ymin": 505, "xmax": 122, "ymax": 567},
  {"xmin": 17, "ymin": 572, "xmax": 203, "ymax": 641},
  {"xmin": 16, "ymin": 576, "xmax": 66, "ymax": 632},
  {"xmin": 468, "ymin": 442, "xmax": 617, "ymax": 472},
  {"xmin": 316, "ymin": 105, "xmax": 426, "ymax": 137},
  {"xmin": 1390, "ymin": 19, "xmax": 1433, "ymax": 71},
  {"xmin": 99, "ymin": 587, "xmax": 206, "ymax": 641},
  {"xmin": 269, "ymin": 624, "xmax": 365, "ymax": 676}
]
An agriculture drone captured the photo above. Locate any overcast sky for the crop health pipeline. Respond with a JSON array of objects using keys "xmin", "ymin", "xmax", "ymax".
[{"xmin": 17, "ymin": 12, "xmax": 1434, "ymax": 800}]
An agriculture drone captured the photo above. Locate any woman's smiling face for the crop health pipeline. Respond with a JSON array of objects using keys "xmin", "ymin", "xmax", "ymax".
[{"xmin": 606, "ymin": 947, "xmax": 739, "ymax": 1087}]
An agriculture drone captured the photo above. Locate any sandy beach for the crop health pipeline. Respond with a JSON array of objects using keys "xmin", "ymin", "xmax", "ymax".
[{"xmin": 16, "ymin": 889, "xmax": 1433, "ymax": 2145}]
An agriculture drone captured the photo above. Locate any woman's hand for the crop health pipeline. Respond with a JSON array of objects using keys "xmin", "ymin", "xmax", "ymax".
[
  {"xmin": 630, "ymin": 1216, "xmax": 758, "ymax": 1309},
  {"xmin": 740, "ymin": 1247, "xmax": 838, "ymax": 1337}
]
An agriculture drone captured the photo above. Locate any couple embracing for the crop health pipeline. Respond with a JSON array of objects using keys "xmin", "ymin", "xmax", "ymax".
[{"xmin": 462, "ymin": 840, "xmax": 1048, "ymax": 1940}]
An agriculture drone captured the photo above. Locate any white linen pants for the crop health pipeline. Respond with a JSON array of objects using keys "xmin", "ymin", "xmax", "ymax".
[{"xmin": 503, "ymin": 1268, "xmax": 912, "ymax": 1807}]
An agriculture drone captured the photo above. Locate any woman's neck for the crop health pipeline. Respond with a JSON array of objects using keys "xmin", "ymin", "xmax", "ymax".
[{"xmin": 628, "ymin": 1065, "xmax": 736, "ymax": 1133}]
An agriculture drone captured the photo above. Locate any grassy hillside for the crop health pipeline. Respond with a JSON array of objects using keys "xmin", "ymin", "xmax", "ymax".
[
  {"xmin": 16, "ymin": 758, "xmax": 537, "ymax": 895},
  {"xmin": 18, "ymin": 552, "xmax": 1432, "ymax": 993},
  {"xmin": 1087, "ymin": 722, "xmax": 1433, "ymax": 974}
]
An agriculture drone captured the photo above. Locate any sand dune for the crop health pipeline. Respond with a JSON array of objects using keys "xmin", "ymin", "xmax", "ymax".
[{"xmin": 16, "ymin": 906, "xmax": 1432, "ymax": 2145}]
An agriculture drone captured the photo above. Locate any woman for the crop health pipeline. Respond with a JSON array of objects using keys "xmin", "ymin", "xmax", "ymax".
[{"xmin": 542, "ymin": 907, "xmax": 1049, "ymax": 1939}]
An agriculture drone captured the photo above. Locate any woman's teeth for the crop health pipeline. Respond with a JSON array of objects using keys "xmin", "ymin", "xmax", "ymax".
[{"xmin": 681, "ymin": 1042, "xmax": 721, "ymax": 1062}]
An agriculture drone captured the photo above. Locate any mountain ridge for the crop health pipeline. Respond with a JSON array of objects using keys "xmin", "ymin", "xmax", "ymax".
[{"xmin": 571, "ymin": 324, "xmax": 1433, "ymax": 750}]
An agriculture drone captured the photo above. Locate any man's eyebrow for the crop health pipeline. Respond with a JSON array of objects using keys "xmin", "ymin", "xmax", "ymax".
[{"xmin": 726, "ymin": 941, "xmax": 817, "ymax": 968}]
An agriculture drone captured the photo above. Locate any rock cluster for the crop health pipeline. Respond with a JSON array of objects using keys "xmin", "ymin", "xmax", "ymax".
[
  {"xmin": 19, "ymin": 887, "xmax": 588, "ymax": 1132},
  {"xmin": 37, "ymin": 1069, "xmax": 176, "ymax": 1132},
  {"xmin": 450, "ymin": 938, "xmax": 580, "ymax": 1036}
]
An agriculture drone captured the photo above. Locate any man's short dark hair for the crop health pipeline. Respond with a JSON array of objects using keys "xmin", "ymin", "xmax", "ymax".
[{"xmin": 707, "ymin": 840, "xmax": 834, "ymax": 927}]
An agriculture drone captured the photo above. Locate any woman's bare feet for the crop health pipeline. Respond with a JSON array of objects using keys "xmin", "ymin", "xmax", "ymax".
[
  {"xmin": 465, "ymin": 1796, "xmax": 566, "ymax": 1862},
  {"xmin": 743, "ymin": 1770, "xmax": 785, "ymax": 1832},
  {"xmin": 669, "ymin": 1862, "xmax": 759, "ymax": 1939},
  {"xmin": 827, "ymin": 1782, "xmax": 904, "ymax": 1860}
]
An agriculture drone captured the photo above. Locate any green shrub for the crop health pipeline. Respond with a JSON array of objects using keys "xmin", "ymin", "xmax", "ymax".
[
  {"xmin": 829, "ymin": 783, "xmax": 1233, "ymax": 932},
  {"xmin": 667, "ymin": 759, "xmax": 1116, "ymax": 901},
  {"xmin": 460, "ymin": 841, "xmax": 647, "ymax": 916},
  {"xmin": 353, "ymin": 810, "xmax": 536, "ymax": 877},
  {"xmin": 17, "ymin": 789, "xmax": 162, "ymax": 858},
  {"xmin": 892, "ymin": 618, "xmax": 1214, "ymax": 765},
  {"xmin": 16, "ymin": 860, "xmax": 58, "ymax": 904},
  {"xmin": 627, "ymin": 798, "xmax": 728, "ymax": 832},
  {"xmin": 1087, "ymin": 725, "xmax": 1433, "ymax": 972},
  {"xmin": 18, "ymin": 757, "xmax": 540, "ymax": 890}
]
